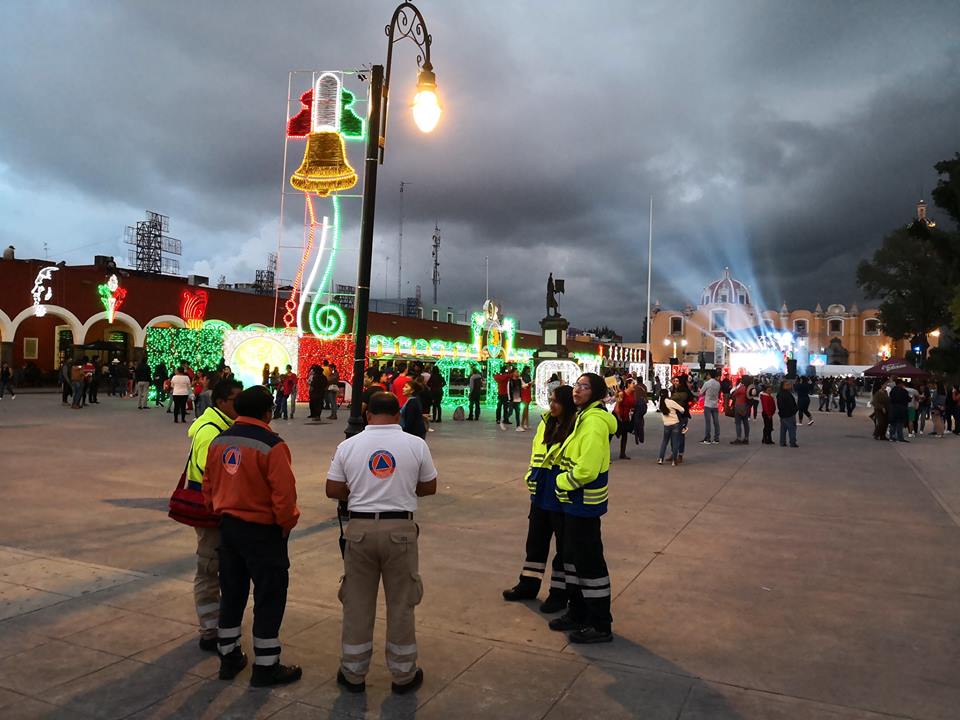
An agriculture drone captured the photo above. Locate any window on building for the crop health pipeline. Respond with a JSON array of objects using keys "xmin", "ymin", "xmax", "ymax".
[
  {"xmin": 446, "ymin": 312, "xmax": 454, "ymax": 323},
  {"xmin": 863, "ymin": 318, "xmax": 880, "ymax": 335},
  {"xmin": 431, "ymin": 309, "xmax": 439, "ymax": 321},
  {"xmin": 794, "ymin": 319, "xmax": 808, "ymax": 336},
  {"xmin": 828, "ymin": 319, "xmax": 843, "ymax": 335},
  {"xmin": 669, "ymin": 316, "xmax": 683, "ymax": 334},
  {"xmin": 23, "ymin": 337, "xmax": 39, "ymax": 360},
  {"xmin": 702, "ymin": 294, "xmax": 709, "ymax": 305},
  {"xmin": 711, "ymin": 310, "xmax": 727, "ymax": 331},
  {"xmin": 719, "ymin": 293, "xmax": 728, "ymax": 303},
  {"xmin": 738, "ymin": 294, "xmax": 746, "ymax": 305},
  {"xmin": 417, "ymin": 307, "xmax": 424, "ymax": 319}
]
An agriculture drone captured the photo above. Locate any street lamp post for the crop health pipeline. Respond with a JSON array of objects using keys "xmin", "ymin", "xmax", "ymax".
[{"xmin": 345, "ymin": 1, "xmax": 441, "ymax": 438}]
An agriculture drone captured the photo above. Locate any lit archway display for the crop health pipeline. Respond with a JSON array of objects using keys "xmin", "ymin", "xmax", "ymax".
[
  {"xmin": 224, "ymin": 330, "xmax": 299, "ymax": 391},
  {"xmin": 534, "ymin": 359, "xmax": 582, "ymax": 409}
]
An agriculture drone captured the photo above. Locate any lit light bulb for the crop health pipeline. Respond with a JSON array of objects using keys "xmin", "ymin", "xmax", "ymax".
[
  {"xmin": 412, "ymin": 65, "xmax": 441, "ymax": 133},
  {"xmin": 412, "ymin": 89, "xmax": 441, "ymax": 132}
]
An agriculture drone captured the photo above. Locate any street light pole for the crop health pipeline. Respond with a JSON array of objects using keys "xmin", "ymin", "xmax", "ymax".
[{"xmin": 345, "ymin": 1, "xmax": 440, "ymax": 438}]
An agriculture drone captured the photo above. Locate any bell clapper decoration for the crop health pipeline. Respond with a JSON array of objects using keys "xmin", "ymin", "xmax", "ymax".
[{"xmin": 289, "ymin": 72, "xmax": 358, "ymax": 196}]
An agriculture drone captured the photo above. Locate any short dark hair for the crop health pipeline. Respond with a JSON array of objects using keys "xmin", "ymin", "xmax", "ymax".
[
  {"xmin": 235, "ymin": 385, "xmax": 274, "ymax": 418},
  {"xmin": 212, "ymin": 378, "xmax": 243, "ymax": 404},
  {"xmin": 367, "ymin": 391, "xmax": 400, "ymax": 416}
]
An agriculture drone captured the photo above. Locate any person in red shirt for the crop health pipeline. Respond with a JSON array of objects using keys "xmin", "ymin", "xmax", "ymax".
[
  {"xmin": 494, "ymin": 365, "xmax": 514, "ymax": 429},
  {"xmin": 614, "ymin": 379, "xmax": 637, "ymax": 459},
  {"xmin": 203, "ymin": 386, "xmax": 302, "ymax": 688},
  {"xmin": 391, "ymin": 363, "xmax": 411, "ymax": 403},
  {"xmin": 760, "ymin": 384, "xmax": 777, "ymax": 444},
  {"xmin": 281, "ymin": 365, "xmax": 298, "ymax": 419}
]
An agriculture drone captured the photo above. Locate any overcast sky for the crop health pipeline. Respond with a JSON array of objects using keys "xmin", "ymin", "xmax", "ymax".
[{"xmin": 1, "ymin": 1, "xmax": 958, "ymax": 339}]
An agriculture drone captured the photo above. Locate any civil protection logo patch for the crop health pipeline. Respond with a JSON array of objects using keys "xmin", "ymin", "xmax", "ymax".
[
  {"xmin": 368, "ymin": 450, "xmax": 396, "ymax": 480},
  {"xmin": 221, "ymin": 446, "xmax": 242, "ymax": 476}
]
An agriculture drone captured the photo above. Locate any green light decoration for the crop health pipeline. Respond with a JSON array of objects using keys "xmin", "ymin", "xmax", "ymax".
[
  {"xmin": 309, "ymin": 303, "xmax": 347, "ymax": 338},
  {"xmin": 435, "ymin": 356, "xmax": 480, "ymax": 407},
  {"xmin": 145, "ymin": 327, "xmax": 225, "ymax": 379},
  {"xmin": 302, "ymin": 194, "xmax": 346, "ymax": 339},
  {"xmin": 202, "ymin": 319, "xmax": 233, "ymax": 331},
  {"xmin": 340, "ymin": 88, "xmax": 364, "ymax": 140}
]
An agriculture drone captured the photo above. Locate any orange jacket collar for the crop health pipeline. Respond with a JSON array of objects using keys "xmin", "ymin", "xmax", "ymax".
[{"xmin": 235, "ymin": 416, "xmax": 276, "ymax": 433}]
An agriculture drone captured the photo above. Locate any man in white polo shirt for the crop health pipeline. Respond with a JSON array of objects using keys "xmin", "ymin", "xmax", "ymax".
[{"xmin": 325, "ymin": 391, "xmax": 438, "ymax": 695}]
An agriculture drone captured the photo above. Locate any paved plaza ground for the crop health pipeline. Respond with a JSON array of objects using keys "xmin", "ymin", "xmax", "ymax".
[{"xmin": 0, "ymin": 393, "xmax": 958, "ymax": 719}]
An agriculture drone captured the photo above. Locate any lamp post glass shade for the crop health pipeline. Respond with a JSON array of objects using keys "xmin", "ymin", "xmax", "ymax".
[{"xmin": 412, "ymin": 67, "xmax": 441, "ymax": 132}]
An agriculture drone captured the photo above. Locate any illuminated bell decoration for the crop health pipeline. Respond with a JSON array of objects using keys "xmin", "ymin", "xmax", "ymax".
[
  {"xmin": 180, "ymin": 289, "xmax": 209, "ymax": 330},
  {"xmin": 289, "ymin": 72, "xmax": 357, "ymax": 196}
]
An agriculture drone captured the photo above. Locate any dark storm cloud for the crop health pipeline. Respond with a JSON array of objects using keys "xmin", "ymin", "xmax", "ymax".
[{"xmin": 1, "ymin": 1, "xmax": 958, "ymax": 338}]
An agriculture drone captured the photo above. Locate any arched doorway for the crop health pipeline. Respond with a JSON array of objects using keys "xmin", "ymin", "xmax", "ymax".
[{"xmin": 9, "ymin": 305, "xmax": 84, "ymax": 381}]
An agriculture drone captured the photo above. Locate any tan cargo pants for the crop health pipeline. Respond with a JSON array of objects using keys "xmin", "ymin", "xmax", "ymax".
[
  {"xmin": 339, "ymin": 518, "xmax": 423, "ymax": 685},
  {"xmin": 194, "ymin": 526, "xmax": 220, "ymax": 639}
]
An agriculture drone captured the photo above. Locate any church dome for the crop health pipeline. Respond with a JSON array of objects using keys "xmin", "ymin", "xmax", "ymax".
[{"xmin": 700, "ymin": 268, "xmax": 752, "ymax": 306}]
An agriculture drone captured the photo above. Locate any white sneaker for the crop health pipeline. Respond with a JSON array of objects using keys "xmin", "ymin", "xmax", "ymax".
[
  {"xmin": 499, "ymin": 423, "xmax": 508, "ymax": 431},
  {"xmin": 807, "ymin": 419, "xmax": 814, "ymax": 426},
  {"xmin": 516, "ymin": 426, "xmax": 525, "ymax": 432}
]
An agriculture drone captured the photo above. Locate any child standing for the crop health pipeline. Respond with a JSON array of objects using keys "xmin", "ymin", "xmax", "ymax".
[{"xmin": 760, "ymin": 385, "xmax": 776, "ymax": 445}]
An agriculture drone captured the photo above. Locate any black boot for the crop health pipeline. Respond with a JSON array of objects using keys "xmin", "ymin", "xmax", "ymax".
[
  {"xmin": 250, "ymin": 661, "xmax": 303, "ymax": 687},
  {"xmin": 548, "ymin": 612, "xmax": 586, "ymax": 632},
  {"xmin": 218, "ymin": 647, "xmax": 248, "ymax": 680},
  {"xmin": 502, "ymin": 584, "xmax": 538, "ymax": 602},
  {"xmin": 198, "ymin": 636, "xmax": 218, "ymax": 653},
  {"xmin": 569, "ymin": 626, "xmax": 613, "ymax": 644},
  {"xmin": 337, "ymin": 669, "xmax": 365, "ymax": 693},
  {"xmin": 392, "ymin": 668, "xmax": 424, "ymax": 695},
  {"xmin": 539, "ymin": 593, "xmax": 568, "ymax": 614}
]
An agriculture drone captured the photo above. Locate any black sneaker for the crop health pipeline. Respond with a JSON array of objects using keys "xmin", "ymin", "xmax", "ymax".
[
  {"xmin": 502, "ymin": 585, "xmax": 538, "ymax": 602},
  {"xmin": 539, "ymin": 593, "xmax": 567, "ymax": 614},
  {"xmin": 198, "ymin": 636, "xmax": 218, "ymax": 653},
  {"xmin": 392, "ymin": 668, "xmax": 423, "ymax": 695},
  {"xmin": 548, "ymin": 613, "xmax": 585, "ymax": 632},
  {"xmin": 337, "ymin": 669, "xmax": 366, "ymax": 693},
  {"xmin": 250, "ymin": 662, "xmax": 303, "ymax": 687},
  {"xmin": 218, "ymin": 647, "xmax": 248, "ymax": 680},
  {"xmin": 569, "ymin": 626, "xmax": 613, "ymax": 644}
]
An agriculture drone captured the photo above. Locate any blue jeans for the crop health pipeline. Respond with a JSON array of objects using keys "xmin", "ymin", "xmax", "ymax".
[
  {"xmin": 274, "ymin": 391, "xmax": 287, "ymax": 419},
  {"xmin": 702, "ymin": 407, "xmax": 719, "ymax": 441},
  {"xmin": 889, "ymin": 420, "xmax": 905, "ymax": 442},
  {"xmin": 659, "ymin": 424, "xmax": 680, "ymax": 460},
  {"xmin": 71, "ymin": 380, "xmax": 84, "ymax": 407},
  {"xmin": 735, "ymin": 410, "xmax": 750, "ymax": 441},
  {"xmin": 779, "ymin": 416, "xmax": 797, "ymax": 446}
]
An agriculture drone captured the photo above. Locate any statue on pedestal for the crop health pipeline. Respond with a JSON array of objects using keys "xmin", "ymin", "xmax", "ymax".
[{"xmin": 546, "ymin": 273, "xmax": 565, "ymax": 318}]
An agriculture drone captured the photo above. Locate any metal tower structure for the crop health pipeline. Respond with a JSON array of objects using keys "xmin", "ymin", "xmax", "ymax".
[
  {"xmin": 255, "ymin": 253, "xmax": 277, "ymax": 295},
  {"xmin": 125, "ymin": 211, "xmax": 180, "ymax": 274},
  {"xmin": 431, "ymin": 223, "xmax": 441, "ymax": 304}
]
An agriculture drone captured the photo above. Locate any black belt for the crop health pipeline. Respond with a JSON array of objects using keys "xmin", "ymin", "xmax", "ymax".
[{"xmin": 348, "ymin": 511, "xmax": 413, "ymax": 520}]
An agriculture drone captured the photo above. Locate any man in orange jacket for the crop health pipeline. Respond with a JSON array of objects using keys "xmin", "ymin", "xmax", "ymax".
[{"xmin": 203, "ymin": 385, "xmax": 302, "ymax": 688}]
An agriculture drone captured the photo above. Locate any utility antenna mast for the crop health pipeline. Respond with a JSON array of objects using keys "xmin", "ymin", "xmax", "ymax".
[
  {"xmin": 125, "ymin": 210, "xmax": 181, "ymax": 274},
  {"xmin": 431, "ymin": 224, "xmax": 441, "ymax": 304}
]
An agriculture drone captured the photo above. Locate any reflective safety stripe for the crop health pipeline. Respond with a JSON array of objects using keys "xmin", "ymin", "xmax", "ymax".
[
  {"xmin": 388, "ymin": 659, "xmax": 415, "ymax": 673},
  {"xmin": 254, "ymin": 655, "xmax": 279, "ymax": 666},
  {"xmin": 342, "ymin": 660, "xmax": 370, "ymax": 673},
  {"xmin": 342, "ymin": 641, "xmax": 374, "ymax": 655},
  {"xmin": 578, "ymin": 576, "xmax": 611, "ymax": 587},
  {"xmin": 253, "ymin": 637, "xmax": 281, "ymax": 649},
  {"xmin": 218, "ymin": 640, "xmax": 238, "ymax": 654},
  {"xmin": 565, "ymin": 574, "xmax": 579, "ymax": 585},
  {"xmin": 581, "ymin": 587, "xmax": 612, "ymax": 598},
  {"xmin": 521, "ymin": 570, "xmax": 544, "ymax": 579},
  {"xmin": 200, "ymin": 618, "xmax": 218, "ymax": 630},
  {"xmin": 386, "ymin": 642, "xmax": 417, "ymax": 656},
  {"xmin": 218, "ymin": 626, "xmax": 241, "ymax": 637},
  {"xmin": 563, "ymin": 563, "xmax": 576, "ymax": 572},
  {"xmin": 524, "ymin": 561, "xmax": 547, "ymax": 570},
  {"xmin": 550, "ymin": 579, "xmax": 566, "ymax": 589},
  {"xmin": 197, "ymin": 602, "xmax": 219, "ymax": 615}
]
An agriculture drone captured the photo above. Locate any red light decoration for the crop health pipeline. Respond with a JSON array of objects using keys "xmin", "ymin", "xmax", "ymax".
[
  {"xmin": 296, "ymin": 335, "xmax": 364, "ymax": 401},
  {"xmin": 287, "ymin": 89, "xmax": 313, "ymax": 138},
  {"xmin": 283, "ymin": 194, "xmax": 320, "ymax": 332},
  {"xmin": 180, "ymin": 289, "xmax": 209, "ymax": 330}
]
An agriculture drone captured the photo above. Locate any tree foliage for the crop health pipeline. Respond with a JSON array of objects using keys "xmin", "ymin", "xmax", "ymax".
[
  {"xmin": 587, "ymin": 325, "xmax": 620, "ymax": 341},
  {"xmin": 855, "ymin": 220, "xmax": 954, "ymax": 345},
  {"xmin": 932, "ymin": 152, "xmax": 960, "ymax": 227}
]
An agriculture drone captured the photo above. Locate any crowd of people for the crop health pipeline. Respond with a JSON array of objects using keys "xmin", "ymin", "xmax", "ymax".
[{"xmin": 869, "ymin": 378, "xmax": 960, "ymax": 441}]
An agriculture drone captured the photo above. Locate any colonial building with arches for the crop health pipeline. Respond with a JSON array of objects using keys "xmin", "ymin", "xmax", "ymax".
[{"xmin": 649, "ymin": 268, "xmax": 902, "ymax": 368}]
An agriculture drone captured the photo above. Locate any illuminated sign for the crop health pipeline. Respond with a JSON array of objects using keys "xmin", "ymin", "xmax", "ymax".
[{"xmin": 31, "ymin": 266, "xmax": 58, "ymax": 317}]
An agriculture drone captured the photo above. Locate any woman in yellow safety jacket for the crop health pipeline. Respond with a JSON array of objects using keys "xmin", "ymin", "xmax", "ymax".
[
  {"xmin": 548, "ymin": 373, "xmax": 617, "ymax": 644},
  {"xmin": 502, "ymin": 385, "xmax": 577, "ymax": 614}
]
